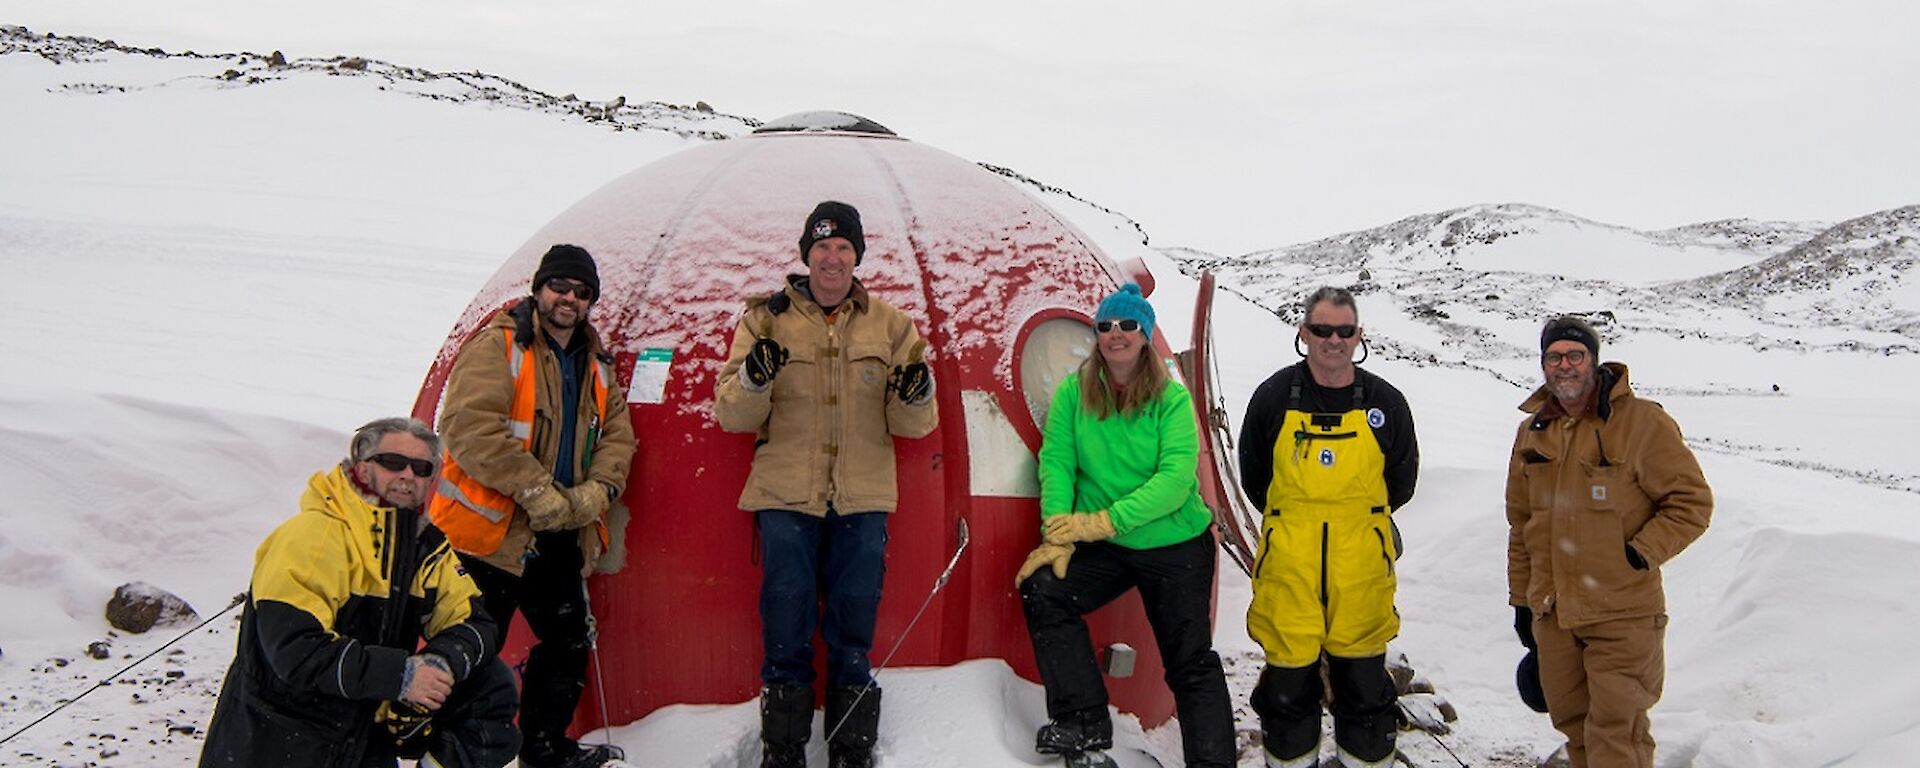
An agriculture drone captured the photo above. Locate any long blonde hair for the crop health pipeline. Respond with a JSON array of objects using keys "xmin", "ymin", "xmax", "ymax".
[{"xmin": 1077, "ymin": 342, "xmax": 1169, "ymax": 419}]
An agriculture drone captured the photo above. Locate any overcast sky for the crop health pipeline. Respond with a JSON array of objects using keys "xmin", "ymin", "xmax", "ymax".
[{"xmin": 11, "ymin": 0, "xmax": 1917, "ymax": 254}]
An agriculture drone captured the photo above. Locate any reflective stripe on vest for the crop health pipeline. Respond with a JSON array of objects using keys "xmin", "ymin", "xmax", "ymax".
[
  {"xmin": 435, "ymin": 476, "xmax": 508, "ymax": 524},
  {"xmin": 506, "ymin": 339, "xmax": 534, "ymax": 442},
  {"xmin": 430, "ymin": 324, "xmax": 613, "ymax": 556}
]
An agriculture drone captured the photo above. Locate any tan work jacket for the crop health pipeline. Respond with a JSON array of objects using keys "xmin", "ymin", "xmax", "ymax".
[
  {"xmin": 713, "ymin": 278, "xmax": 938, "ymax": 515},
  {"xmin": 1505, "ymin": 362, "xmax": 1712, "ymax": 628},
  {"xmin": 438, "ymin": 301, "xmax": 636, "ymax": 575}
]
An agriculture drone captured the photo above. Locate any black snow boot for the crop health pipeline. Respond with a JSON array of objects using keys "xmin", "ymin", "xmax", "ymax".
[
  {"xmin": 1251, "ymin": 663, "xmax": 1325, "ymax": 767},
  {"xmin": 519, "ymin": 738, "xmax": 627, "ymax": 768},
  {"xmin": 1328, "ymin": 655, "xmax": 1398, "ymax": 768},
  {"xmin": 519, "ymin": 652, "xmax": 594, "ymax": 768},
  {"xmin": 1035, "ymin": 706, "xmax": 1113, "ymax": 755},
  {"xmin": 825, "ymin": 685, "xmax": 881, "ymax": 768},
  {"xmin": 760, "ymin": 684, "xmax": 813, "ymax": 768}
]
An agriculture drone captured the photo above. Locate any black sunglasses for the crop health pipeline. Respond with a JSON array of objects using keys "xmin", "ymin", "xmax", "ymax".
[
  {"xmin": 1095, "ymin": 319, "xmax": 1141, "ymax": 333},
  {"xmin": 366, "ymin": 452, "xmax": 435, "ymax": 478},
  {"xmin": 543, "ymin": 277, "xmax": 595, "ymax": 301},
  {"xmin": 1305, "ymin": 323, "xmax": 1358, "ymax": 339}
]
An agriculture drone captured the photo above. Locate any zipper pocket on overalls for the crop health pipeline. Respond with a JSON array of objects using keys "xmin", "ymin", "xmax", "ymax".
[
  {"xmin": 1253, "ymin": 525, "xmax": 1278, "ymax": 580},
  {"xmin": 1373, "ymin": 526, "xmax": 1395, "ymax": 577},
  {"xmin": 1293, "ymin": 428, "xmax": 1358, "ymax": 461}
]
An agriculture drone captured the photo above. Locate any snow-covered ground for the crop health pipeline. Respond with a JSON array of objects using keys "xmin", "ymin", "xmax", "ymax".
[{"xmin": 4, "ymin": 22, "xmax": 1919, "ymax": 768}]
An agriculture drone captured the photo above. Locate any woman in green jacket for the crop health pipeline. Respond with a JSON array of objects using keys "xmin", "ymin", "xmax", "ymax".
[{"xmin": 1015, "ymin": 284, "xmax": 1236, "ymax": 767}]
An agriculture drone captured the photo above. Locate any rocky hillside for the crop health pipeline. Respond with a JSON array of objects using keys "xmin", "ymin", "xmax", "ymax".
[
  {"xmin": 2, "ymin": 24, "xmax": 758, "ymax": 140},
  {"xmin": 1681, "ymin": 205, "xmax": 1920, "ymax": 337},
  {"xmin": 1171, "ymin": 202, "xmax": 1920, "ymax": 381}
]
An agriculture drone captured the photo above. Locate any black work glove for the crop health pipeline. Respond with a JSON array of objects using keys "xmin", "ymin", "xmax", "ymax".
[
  {"xmin": 743, "ymin": 337, "xmax": 788, "ymax": 389},
  {"xmin": 1514, "ymin": 605, "xmax": 1537, "ymax": 650},
  {"xmin": 1625, "ymin": 543, "xmax": 1648, "ymax": 571},
  {"xmin": 890, "ymin": 360, "xmax": 932, "ymax": 404}
]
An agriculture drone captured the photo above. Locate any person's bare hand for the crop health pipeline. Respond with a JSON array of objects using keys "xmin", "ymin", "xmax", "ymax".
[{"xmin": 400, "ymin": 654, "xmax": 454, "ymax": 711}]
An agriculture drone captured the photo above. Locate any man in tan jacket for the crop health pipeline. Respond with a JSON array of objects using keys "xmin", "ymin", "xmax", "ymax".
[
  {"xmin": 1505, "ymin": 315, "xmax": 1712, "ymax": 768},
  {"xmin": 713, "ymin": 201, "xmax": 938, "ymax": 768},
  {"xmin": 431, "ymin": 244, "xmax": 636, "ymax": 768}
]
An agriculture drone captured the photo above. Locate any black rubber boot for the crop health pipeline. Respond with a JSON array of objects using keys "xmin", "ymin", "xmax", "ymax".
[
  {"xmin": 825, "ymin": 685, "xmax": 881, "ymax": 768},
  {"xmin": 1328, "ymin": 655, "xmax": 1397, "ymax": 767},
  {"xmin": 518, "ymin": 642, "xmax": 592, "ymax": 768},
  {"xmin": 760, "ymin": 684, "xmax": 813, "ymax": 768},
  {"xmin": 1034, "ymin": 706, "xmax": 1113, "ymax": 755},
  {"xmin": 1251, "ymin": 663, "xmax": 1324, "ymax": 766}
]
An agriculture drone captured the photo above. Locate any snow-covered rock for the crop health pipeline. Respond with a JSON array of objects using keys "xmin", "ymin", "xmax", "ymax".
[{"xmin": 104, "ymin": 582, "xmax": 197, "ymax": 634}]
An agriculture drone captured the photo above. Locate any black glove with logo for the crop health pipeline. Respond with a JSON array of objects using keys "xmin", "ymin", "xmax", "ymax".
[
  {"xmin": 1514, "ymin": 605, "xmax": 1537, "ymax": 650},
  {"xmin": 890, "ymin": 361, "xmax": 933, "ymax": 404},
  {"xmin": 744, "ymin": 337, "xmax": 788, "ymax": 389}
]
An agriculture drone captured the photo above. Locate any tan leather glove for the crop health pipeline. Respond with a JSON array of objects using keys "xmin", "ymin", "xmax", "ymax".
[
  {"xmin": 1043, "ymin": 510, "xmax": 1116, "ymax": 545},
  {"xmin": 1015, "ymin": 543, "xmax": 1075, "ymax": 588},
  {"xmin": 519, "ymin": 483, "xmax": 573, "ymax": 532},
  {"xmin": 558, "ymin": 481, "xmax": 613, "ymax": 531}
]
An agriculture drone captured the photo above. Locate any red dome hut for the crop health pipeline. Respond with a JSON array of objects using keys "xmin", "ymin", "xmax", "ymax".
[{"xmin": 412, "ymin": 112, "xmax": 1235, "ymax": 733}]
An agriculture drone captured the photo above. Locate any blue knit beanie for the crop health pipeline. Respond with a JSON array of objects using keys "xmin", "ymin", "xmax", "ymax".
[{"xmin": 1094, "ymin": 283, "xmax": 1156, "ymax": 340}]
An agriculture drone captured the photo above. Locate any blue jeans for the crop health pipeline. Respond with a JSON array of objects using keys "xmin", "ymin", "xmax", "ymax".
[{"xmin": 758, "ymin": 508, "xmax": 889, "ymax": 688}]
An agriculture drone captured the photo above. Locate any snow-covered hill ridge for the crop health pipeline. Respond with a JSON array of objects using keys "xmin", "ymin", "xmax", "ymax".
[
  {"xmin": 1681, "ymin": 205, "xmax": 1920, "ymax": 336},
  {"xmin": 1171, "ymin": 201, "xmax": 1920, "ymax": 377},
  {"xmin": 1, "ymin": 24, "xmax": 1151, "ymax": 250},
  {"xmin": 1, "ymin": 24, "xmax": 758, "ymax": 140},
  {"xmin": 1183, "ymin": 202, "xmax": 1832, "ymax": 285}
]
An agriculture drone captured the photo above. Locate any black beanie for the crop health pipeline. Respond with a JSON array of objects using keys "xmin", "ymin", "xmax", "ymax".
[
  {"xmin": 1540, "ymin": 315, "xmax": 1600, "ymax": 358},
  {"xmin": 798, "ymin": 201, "xmax": 865, "ymax": 265},
  {"xmin": 532, "ymin": 244, "xmax": 599, "ymax": 299},
  {"xmin": 1517, "ymin": 650, "xmax": 1549, "ymax": 713}
]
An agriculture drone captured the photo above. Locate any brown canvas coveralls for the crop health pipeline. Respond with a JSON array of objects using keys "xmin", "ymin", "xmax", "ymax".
[{"xmin": 1506, "ymin": 362, "xmax": 1712, "ymax": 768}]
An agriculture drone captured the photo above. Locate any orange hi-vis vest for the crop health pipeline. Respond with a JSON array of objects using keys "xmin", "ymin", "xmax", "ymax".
[{"xmin": 430, "ymin": 323, "xmax": 613, "ymax": 556}]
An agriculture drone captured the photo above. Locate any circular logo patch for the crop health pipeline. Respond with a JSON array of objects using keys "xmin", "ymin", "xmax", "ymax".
[
  {"xmin": 1319, "ymin": 448, "xmax": 1335, "ymax": 467},
  {"xmin": 1367, "ymin": 407, "xmax": 1386, "ymax": 429}
]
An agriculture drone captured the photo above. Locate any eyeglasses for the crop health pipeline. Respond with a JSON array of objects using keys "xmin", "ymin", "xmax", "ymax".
[
  {"xmin": 1305, "ymin": 323, "xmax": 1358, "ymax": 339},
  {"xmin": 1095, "ymin": 319, "xmax": 1141, "ymax": 333},
  {"xmin": 543, "ymin": 277, "xmax": 595, "ymax": 301},
  {"xmin": 366, "ymin": 453, "xmax": 435, "ymax": 478},
  {"xmin": 1544, "ymin": 349, "xmax": 1589, "ymax": 367}
]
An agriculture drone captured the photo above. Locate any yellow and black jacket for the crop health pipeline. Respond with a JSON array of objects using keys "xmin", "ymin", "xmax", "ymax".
[
  {"xmin": 199, "ymin": 465, "xmax": 495, "ymax": 768},
  {"xmin": 1237, "ymin": 363, "xmax": 1419, "ymax": 666}
]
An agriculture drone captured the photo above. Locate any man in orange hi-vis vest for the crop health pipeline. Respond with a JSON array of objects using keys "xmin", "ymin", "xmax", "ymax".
[{"xmin": 431, "ymin": 244, "xmax": 636, "ymax": 768}]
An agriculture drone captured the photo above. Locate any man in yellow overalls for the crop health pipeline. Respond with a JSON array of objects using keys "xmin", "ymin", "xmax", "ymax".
[{"xmin": 1238, "ymin": 287, "xmax": 1419, "ymax": 768}]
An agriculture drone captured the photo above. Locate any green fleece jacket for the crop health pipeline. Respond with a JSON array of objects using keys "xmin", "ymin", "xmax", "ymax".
[{"xmin": 1038, "ymin": 372, "xmax": 1211, "ymax": 550}]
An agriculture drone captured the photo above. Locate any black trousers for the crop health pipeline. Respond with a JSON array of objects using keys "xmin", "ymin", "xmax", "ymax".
[
  {"xmin": 460, "ymin": 532, "xmax": 594, "ymax": 753},
  {"xmin": 366, "ymin": 657, "xmax": 521, "ymax": 768},
  {"xmin": 1019, "ymin": 533, "xmax": 1236, "ymax": 768}
]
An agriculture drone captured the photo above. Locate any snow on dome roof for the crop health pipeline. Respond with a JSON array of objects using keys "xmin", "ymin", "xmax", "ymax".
[
  {"xmin": 754, "ymin": 110, "xmax": 896, "ymax": 135},
  {"xmin": 435, "ymin": 128, "xmax": 1120, "ymax": 391}
]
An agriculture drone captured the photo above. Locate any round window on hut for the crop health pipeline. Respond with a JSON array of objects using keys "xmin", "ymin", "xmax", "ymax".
[{"xmin": 1018, "ymin": 317, "xmax": 1097, "ymax": 430}]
